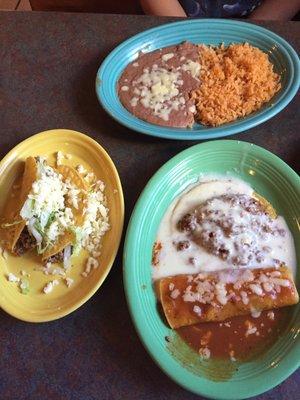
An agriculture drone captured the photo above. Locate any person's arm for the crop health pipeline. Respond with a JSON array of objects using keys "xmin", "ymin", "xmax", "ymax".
[
  {"xmin": 249, "ymin": 0, "xmax": 300, "ymax": 20},
  {"xmin": 140, "ymin": 0, "xmax": 187, "ymax": 17}
]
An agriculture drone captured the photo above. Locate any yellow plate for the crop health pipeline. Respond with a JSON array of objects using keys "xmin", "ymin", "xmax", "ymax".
[{"xmin": 0, "ymin": 129, "xmax": 124, "ymax": 322}]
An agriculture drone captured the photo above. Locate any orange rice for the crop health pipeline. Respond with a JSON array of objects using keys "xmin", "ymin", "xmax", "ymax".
[{"xmin": 192, "ymin": 43, "xmax": 281, "ymax": 126}]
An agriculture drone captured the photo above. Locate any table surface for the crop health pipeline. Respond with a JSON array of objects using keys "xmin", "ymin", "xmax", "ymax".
[{"xmin": 0, "ymin": 11, "xmax": 299, "ymax": 400}]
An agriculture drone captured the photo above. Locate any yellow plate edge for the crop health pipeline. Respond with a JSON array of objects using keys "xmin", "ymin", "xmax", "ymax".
[{"xmin": 0, "ymin": 129, "xmax": 125, "ymax": 323}]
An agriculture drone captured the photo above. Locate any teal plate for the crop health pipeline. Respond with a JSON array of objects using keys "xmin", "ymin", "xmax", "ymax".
[
  {"xmin": 96, "ymin": 19, "xmax": 300, "ymax": 140},
  {"xmin": 123, "ymin": 140, "xmax": 300, "ymax": 399}
]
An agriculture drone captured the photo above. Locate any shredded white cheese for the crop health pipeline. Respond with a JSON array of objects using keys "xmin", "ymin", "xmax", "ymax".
[
  {"xmin": 64, "ymin": 277, "xmax": 74, "ymax": 287},
  {"xmin": 245, "ymin": 321, "xmax": 258, "ymax": 337},
  {"xmin": 251, "ymin": 309, "xmax": 262, "ymax": 318},
  {"xmin": 162, "ymin": 53, "xmax": 174, "ymax": 62},
  {"xmin": 79, "ymin": 180, "xmax": 110, "ymax": 255},
  {"xmin": 76, "ymin": 164, "xmax": 86, "ymax": 174},
  {"xmin": 43, "ymin": 279, "xmax": 59, "ymax": 294},
  {"xmin": 170, "ymin": 289, "xmax": 180, "ymax": 299},
  {"xmin": 267, "ymin": 311, "xmax": 275, "ymax": 320},
  {"xmin": 40, "ymin": 263, "xmax": 66, "ymax": 277},
  {"xmin": 240, "ymin": 290, "xmax": 249, "ymax": 305},
  {"xmin": 193, "ymin": 305, "xmax": 202, "ymax": 315},
  {"xmin": 181, "ymin": 59, "xmax": 200, "ymax": 78},
  {"xmin": 56, "ymin": 151, "xmax": 64, "ymax": 166},
  {"xmin": 84, "ymin": 172, "xmax": 96, "ymax": 184},
  {"xmin": 229, "ymin": 350, "xmax": 236, "ymax": 362},
  {"xmin": 7, "ymin": 273, "xmax": 20, "ymax": 283},
  {"xmin": 249, "ymin": 283, "xmax": 263, "ymax": 296},
  {"xmin": 199, "ymin": 347, "xmax": 211, "ymax": 360}
]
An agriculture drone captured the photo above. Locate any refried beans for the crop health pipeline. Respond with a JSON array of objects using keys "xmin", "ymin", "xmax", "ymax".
[{"xmin": 118, "ymin": 42, "xmax": 200, "ymax": 128}]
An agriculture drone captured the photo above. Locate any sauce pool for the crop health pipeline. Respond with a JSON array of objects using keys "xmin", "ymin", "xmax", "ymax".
[{"xmin": 177, "ymin": 308, "xmax": 291, "ymax": 361}]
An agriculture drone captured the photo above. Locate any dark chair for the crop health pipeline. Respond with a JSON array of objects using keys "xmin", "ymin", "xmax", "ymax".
[{"xmin": 29, "ymin": 0, "xmax": 143, "ymax": 14}]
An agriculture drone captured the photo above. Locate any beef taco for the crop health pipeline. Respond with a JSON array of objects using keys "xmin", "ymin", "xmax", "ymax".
[
  {"xmin": 0, "ymin": 156, "xmax": 87, "ymax": 267},
  {"xmin": 0, "ymin": 157, "xmax": 37, "ymax": 255}
]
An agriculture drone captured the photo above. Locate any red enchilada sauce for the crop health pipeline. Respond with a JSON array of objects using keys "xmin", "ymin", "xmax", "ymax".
[{"xmin": 177, "ymin": 308, "xmax": 289, "ymax": 361}]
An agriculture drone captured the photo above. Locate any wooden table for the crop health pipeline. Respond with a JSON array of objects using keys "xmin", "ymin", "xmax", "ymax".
[{"xmin": 0, "ymin": 11, "xmax": 299, "ymax": 400}]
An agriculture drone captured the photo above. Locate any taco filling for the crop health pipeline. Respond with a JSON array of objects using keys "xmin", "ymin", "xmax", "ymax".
[{"xmin": 13, "ymin": 227, "xmax": 36, "ymax": 256}]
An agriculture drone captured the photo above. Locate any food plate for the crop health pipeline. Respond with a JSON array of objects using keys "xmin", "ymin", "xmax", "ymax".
[
  {"xmin": 123, "ymin": 140, "xmax": 299, "ymax": 399},
  {"xmin": 96, "ymin": 19, "xmax": 300, "ymax": 140},
  {"xmin": 0, "ymin": 129, "xmax": 124, "ymax": 322}
]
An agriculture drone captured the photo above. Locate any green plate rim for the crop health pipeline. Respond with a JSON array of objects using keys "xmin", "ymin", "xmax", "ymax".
[{"xmin": 123, "ymin": 139, "xmax": 300, "ymax": 399}]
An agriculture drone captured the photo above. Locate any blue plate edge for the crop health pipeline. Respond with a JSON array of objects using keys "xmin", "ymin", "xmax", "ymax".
[{"xmin": 96, "ymin": 19, "xmax": 300, "ymax": 141}]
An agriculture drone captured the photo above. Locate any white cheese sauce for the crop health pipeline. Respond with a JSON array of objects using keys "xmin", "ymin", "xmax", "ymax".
[{"xmin": 152, "ymin": 176, "xmax": 296, "ymax": 280}]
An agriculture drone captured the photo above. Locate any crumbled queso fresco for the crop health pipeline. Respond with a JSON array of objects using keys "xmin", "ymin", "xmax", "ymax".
[
  {"xmin": 169, "ymin": 268, "xmax": 291, "ymax": 309},
  {"xmin": 76, "ymin": 169, "xmax": 110, "ymax": 277},
  {"xmin": 43, "ymin": 279, "xmax": 59, "ymax": 294}
]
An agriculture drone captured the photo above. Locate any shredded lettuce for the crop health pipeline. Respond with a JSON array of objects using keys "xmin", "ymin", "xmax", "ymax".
[
  {"xmin": 34, "ymin": 220, "xmax": 45, "ymax": 237},
  {"xmin": 71, "ymin": 227, "xmax": 83, "ymax": 256},
  {"xmin": 33, "ymin": 213, "xmax": 57, "ymax": 254},
  {"xmin": 45, "ymin": 211, "xmax": 56, "ymax": 230},
  {"xmin": 19, "ymin": 279, "xmax": 29, "ymax": 295},
  {"xmin": 37, "ymin": 240, "xmax": 51, "ymax": 255}
]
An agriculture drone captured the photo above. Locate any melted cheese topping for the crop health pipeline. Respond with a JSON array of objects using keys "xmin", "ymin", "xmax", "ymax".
[
  {"xmin": 129, "ymin": 56, "xmax": 200, "ymax": 122},
  {"xmin": 153, "ymin": 176, "xmax": 296, "ymax": 280},
  {"xmin": 131, "ymin": 65, "xmax": 183, "ymax": 121}
]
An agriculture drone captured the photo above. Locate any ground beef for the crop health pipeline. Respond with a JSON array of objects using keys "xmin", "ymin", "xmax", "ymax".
[
  {"xmin": 118, "ymin": 42, "xmax": 200, "ymax": 128},
  {"xmin": 13, "ymin": 227, "xmax": 36, "ymax": 256},
  {"xmin": 177, "ymin": 213, "xmax": 198, "ymax": 232},
  {"xmin": 176, "ymin": 240, "xmax": 191, "ymax": 251},
  {"xmin": 45, "ymin": 250, "xmax": 65, "ymax": 264},
  {"xmin": 44, "ymin": 246, "xmax": 73, "ymax": 265}
]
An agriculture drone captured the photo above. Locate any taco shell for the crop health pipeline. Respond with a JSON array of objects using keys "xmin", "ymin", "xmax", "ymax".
[
  {"xmin": 0, "ymin": 156, "xmax": 37, "ymax": 254},
  {"xmin": 42, "ymin": 164, "xmax": 88, "ymax": 261}
]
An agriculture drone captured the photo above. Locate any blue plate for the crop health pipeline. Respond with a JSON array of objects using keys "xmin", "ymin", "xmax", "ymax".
[{"xmin": 96, "ymin": 19, "xmax": 300, "ymax": 140}]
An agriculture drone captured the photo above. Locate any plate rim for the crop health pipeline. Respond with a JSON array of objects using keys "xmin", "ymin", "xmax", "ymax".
[
  {"xmin": 96, "ymin": 18, "xmax": 300, "ymax": 140},
  {"xmin": 123, "ymin": 139, "xmax": 300, "ymax": 399},
  {"xmin": 0, "ymin": 129, "xmax": 125, "ymax": 323}
]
